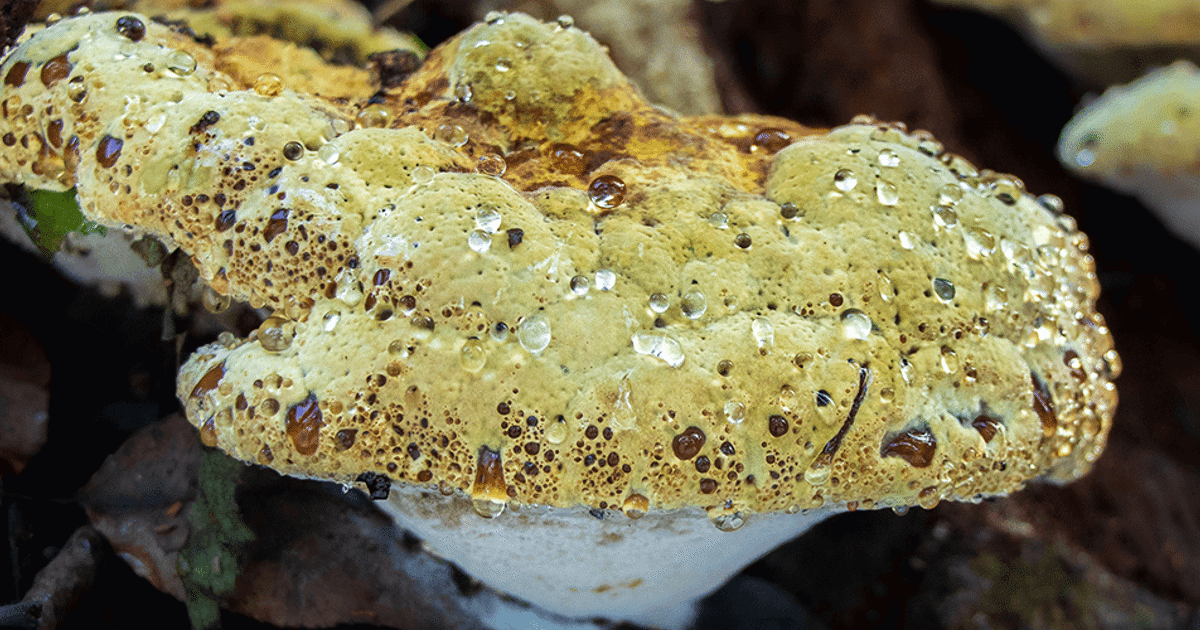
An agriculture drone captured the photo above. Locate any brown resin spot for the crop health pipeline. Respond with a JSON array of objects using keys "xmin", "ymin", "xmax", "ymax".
[
  {"xmin": 588, "ymin": 174, "xmax": 626, "ymax": 209},
  {"xmin": 768, "ymin": 415, "xmax": 788, "ymax": 438},
  {"xmin": 199, "ymin": 415, "xmax": 217, "ymax": 447},
  {"xmin": 672, "ymin": 426, "xmax": 706, "ymax": 460},
  {"xmin": 96, "ymin": 135, "xmax": 123, "ymax": 168},
  {"xmin": 263, "ymin": 209, "xmax": 290, "ymax": 242},
  {"xmin": 40, "ymin": 54, "xmax": 71, "ymax": 88},
  {"xmin": 972, "ymin": 413, "xmax": 1001, "ymax": 443},
  {"xmin": 1031, "ymin": 372, "xmax": 1057, "ymax": 437},
  {"xmin": 417, "ymin": 470, "xmax": 433, "ymax": 482},
  {"xmin": 46, "ymin": 119, "xmax": 63, "ymax": 148},
  {"xmin": 472, "ymin": 446, "xmax": 508, "ymax": 501},
  {"xmin": 1063, "ymin": 350, "xmax": 1086, "ymax": 382},
  {"xmin": 881, "ymin": 426, "xmax": 937, "ymax": 468},
  {"xmin": 4, "ymin": 61, "xmax": 29, "ymax": 87},
  {"xmin": 285, "ymin": 394, "xmax": 323, "ymax": 456},
  {"xmin": 189, "ymin": 362, "xmax": 226, "ymax": 399},
  {"xmin": 336, "ymin": 429, "xmax": 357, "ymax": 450}
]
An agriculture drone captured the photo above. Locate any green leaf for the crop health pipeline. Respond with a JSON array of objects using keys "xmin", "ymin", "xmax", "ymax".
[{"xmin": 18, "ymin": 188, "xmax": 106, "ymax": 255}]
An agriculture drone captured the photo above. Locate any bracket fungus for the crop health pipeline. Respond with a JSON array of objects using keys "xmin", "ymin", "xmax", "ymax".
[
  {"xmin": 1, "ymin": 8, "xmax": 1118, "ymax": 629},
  {"xmin": 1059, "ymin": 60, "xmax": 1200, "ymax": 249}
]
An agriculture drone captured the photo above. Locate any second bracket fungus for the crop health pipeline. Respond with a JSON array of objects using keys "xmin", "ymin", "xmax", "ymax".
[{"xmin": 1, "ymin": 8, "xmax": 1118, "ymax": 629}]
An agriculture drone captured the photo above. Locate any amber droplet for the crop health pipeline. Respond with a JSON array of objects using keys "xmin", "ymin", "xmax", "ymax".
[
  {"xmin": 199, "ymin": 415, "xmax": 218, "ymax": 447},
  {"xmin": 373, "ymin": 269, "xmax": 391, "ymax": 285},
  {"xmin": 40, "ymin": 54, "xmax": 71, "ymax": 88},
  {"xmin": 115, "ymin": 16, "xmax": 145, "ymax": 41},
  {"xmin": 588, "ymin": 174, "xmax": 626, "ymax": 209},
  {"xmin": 972, "ymin": 414, "xmax": 1001, "ymax": 443},
  {"xmin": 4, "ymin": 61, "xmax": 29, "ymax": 87},
  {"xmin": 263, "ymin": 209, "xmax": 289, "ymax": 242},
  {"xmin": 472, "ymin": 446, "xmax": 508, "ymax": 501},
  {"xmin": 672, "ymin": 426, "xmax": 706, "ymax": 460},
  {"xmin": 699, "ymin": 479, "xmax": 717, "ymax": 494},
  {"xmin": 1031, "ymin": 372, "xmax": 1057, "ymax": 437},
  {"xmin": 1063, "ymin": 350, "xmax": 1086, "ymax": 382},
  {"xmin": 752, "ymin": 128, "xmax": 791, "ymax": 152},
  {"xmin": 548, "ymin": 143, "xmax": 586, "ymax": 175},
  {"xmin": 881, "ymin": 426, "xmax": 936, "ymax": 468},
  {"xmin": 829, "ymin": 293, "xmax": 844, "ymax": 307},
  {"xmin": 285, "ymin": 394, "xmax": 323, "ymax": 456},
  {"xmin": 336, "ymin": 429, "xmax": 357, "ymax": 450},
  {"xmin": 258, "ymin": 444, "xmax": 274, "ymax": 464},
  {"xmin": 417, "ymin": 470, "xmax": 433, "ymax": 482},
  {"xmin": 96, "ymin": 135, "xmax": 123, "ymax": 168},
  {"xmin": 214, "ymin": 210, "xmax": 236, "ymax": 231},
  {"xmin": 476, "ymin": 153, "xmax": 506, "ymax": 176},
  {"xmin": 189, "ymin": 362, "xmax": 225, "ymax": 399},
  {"xmin": 768, "ymin": 415, "xmax": 788, "ymax": 437},
  {"xmin": 46, "ymin": 119, "xmax": 63, "ymax": 148},
  {"xmin": 282, "ymin": 141, "xmax": 304, "ymax": 160}
]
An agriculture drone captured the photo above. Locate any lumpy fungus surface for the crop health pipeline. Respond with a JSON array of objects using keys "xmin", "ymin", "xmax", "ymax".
[{"xmin": 0, "ymin": 9, "xmax": 1117, "ymax": 523}]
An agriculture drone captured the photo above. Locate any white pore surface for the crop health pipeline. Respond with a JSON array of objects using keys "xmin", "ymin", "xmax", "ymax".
[{"xmin": 381, "ymin": 484, "xmax": 834, "ymax": 629}]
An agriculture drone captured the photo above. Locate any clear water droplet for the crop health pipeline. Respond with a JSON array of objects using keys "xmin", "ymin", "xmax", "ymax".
[
  {"xmin": 648, "ymin": 293, "xmax": 669, "ymax": 313},
  {"xmin": 545, "ymin": 419, "xmax": 567, "ymax": 444},
  {"xmin": 570, "ymin": 275, "xmax": 590, "ymax": 295},
  {"xmin": 556, "ymin": 14, "xmax": 575, "ymax": 29},
  {"xmin": 876, "ymin": 180, "xmax": 899, "ymax": 206},
  {"xmin": 841, "ymin": 309, "xmax": 871, "ymax": 340},
  {"xmin": 751, "ymin": 317, "xmax": 774, "ymax": 348},
  {"xmin": 933, "ymin": 205, "xmax": 958, "ymax": 228},
  {"xmin": 708, "ymin": 211, "xmax": 728, "ymax": 229},
  {"xmin": 595, "ymin": 269, "xmax": 616, "ymax": 291},
  {"xmin": 724, "ymin": 401, "xmax": 746, "ymax": 424},
  {"xmin": 898, "ymin": 231, "xmax": 915, "ymax": 250},
  {"xmin": 166, "ymin": 50, "xmax": 196, "ymax": 75},
  {"xmin": 621, "ymin": 494, "xmax": 648, "ymax": 519},
  {"xmin": 681, "ymin": 291, "xmax": 707, "ymax": 319},
  {"xmin": 632, "ymin": 332, "xmax": 685, "ymax": 367},
  {"xmin": 334, "ymin": 269, "xmax": 363, "ymax": 306},
  {"xmin": 933, "ymin": 277, "xmax": 955, "ymax": 301},
  {"xmin": 472, "ymin": 498, "xmax": 505, "ymax": 519},
  {"xmin": 899, "ymin": 357, "xmax": 914, "ymax": 384},
  {"xmin": 253, "ymin": 73, "xmax": 284, "ymax": 97},
  {"xmin": 323, "ymin": 311, "xmax": 340, "ymax": 331},
  {"xmin": 468, "ymin": 229, "xmax": 491, "ymax": 253},
  {"xmin": 1037, "ymin": 194, "xmax": 1064, "ymax": 214},
  {"xmin": 833, "ymin": 169, "xmax": 857, "ymax": 192},
  {"xmin": 804, "ymin": 464, "xmax": 830, "ymax": 486},
  {"xmin": 985, "ymin": 283, "xmax": 1008, "ymax": 312},
  {"xmin": 411, "ymin": 165, "xmax": 435, "ymax": 185},
  {"xmin": 460, "ymin": 338, "xmax": 487, "ymax": 372},
  {"xmin": 878, "ymin": 148, "xmax": 900, "ymax": 167},
  {"xmin": 258, "ymin": 316, "xmax": 292, "ymax": 352},
  {"xmin": 518, "ymin": 314, "xmax": 551, "ymax": 353},
  {"xmin": 484, "ymin": 10, "xmax": 504, "ymax": 24},
  {"xmin": 494, "ymin": 57, "xmax": 511, "ymax": 72},
  {"xmin": 434, "ymin": 124, "xmax": 468, "ymax": 146},
  {"xmin": 878, "ymin": 272, "xmax": 894, "ymax": 302},
  {"xmin": 317, "ymin": 143, "xmax": 339, "ymax": 165},
  {"xmin": 474, "ymin": 206, "xmax": 502, "ymax": 233},
  {"xmin": 938, "ymin": 183, "xmax": 963, "ymax": 206},
  {"xmin": 940, "ymin": 345, "xmax": 958, "ymax": 373},
  {"xmin": 713, "ymin": 512, "xmax": 746, "ymax": 532},
  {"xmin": 490, "ymin": 322, "xmax": 509, "ymax": 342},
  {"xmin": 779, "ymin": 386, "xmax": 797, "ymax": 412},
  {"xmin": 355, "ymin": 104, "xmax": 389, "ymax": 128},
  {"xmin": 964, "ymin": 228, "xmax": 996, "ymax": 260},
  {"xmin": 879, "ymin": 387, "xmax": 895, "ymax": 403}
]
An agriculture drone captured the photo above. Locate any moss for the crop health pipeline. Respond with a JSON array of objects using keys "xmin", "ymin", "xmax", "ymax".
[
  {"xmin": 19, "ymin": 188, "xmax": 106, "ymax": 255},
  {"xmin": 972, "ymin": 543, "xmax": 1098, "ymax": 630},
  {"xmin": 178, "ymin": 449, "xmax": 255, "ymax": 630}
]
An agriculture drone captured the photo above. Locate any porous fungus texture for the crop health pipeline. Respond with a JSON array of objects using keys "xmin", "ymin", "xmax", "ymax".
[
  {"xmin": 932, "ymin": 0, "xmax": 1200, "ymax": 47},
  {"xmin": 1, "ymin": 11, "xmax": 1118, "ymax": 520},
  {"xmin": 1059, "ymin": 61, "xmax": 1200, "ymax": 212}
]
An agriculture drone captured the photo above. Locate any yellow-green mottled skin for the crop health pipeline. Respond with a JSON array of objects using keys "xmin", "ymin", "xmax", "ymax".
[{"xmin": 0, "ymin": 10, "xmax": 1117, "ymax": 520}]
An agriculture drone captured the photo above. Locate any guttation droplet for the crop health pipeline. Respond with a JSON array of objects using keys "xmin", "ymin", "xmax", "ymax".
[
  {"xmin": 878, "ymin": 148, "xmax": 900, "ymax": 167},
  {"xmin": 648, "ymin": 293, "xmax": 669, "ymax": 313},
  {"xmin": 518, "ymin": 313, "xmax": 552, "ymax": 353},
  {"xmin": 876, "ymin": 180, "xmax": 899, "ymax": 206},
  {"xmin": 595, "ymin": 269, "xmax": 616, "ymax": 291},
  {"xmin": 632, "ymin": 331, "xmax": 685, "ymax": 367},
  {"xmin": 723, "ymin": 401, "xmax": 746, "ymax": 424},
  {"xmin": 933, "ymin": 277, "xmax": 955, "ymax": 301},
  {"xmin": 751, "ymin": 317, "xmax": 774, "ymax": 348},
  {"xmin": 468, "ymin": 230, "xmax": 491, "ymax": 253},
  {"xmin": 681, "ymin": 291, "xmax": 707, "ymax": 319},
  {"xmin": 841, "ymin": 309, "xmax": 871, "ymax": 340},
  {"xmin": 460, "ymin": 338, "xmax": 487, "ymax": 372},
  {"xmin": 570, "ymin": 275, "xmax": 590, "ymax": 295},
  {"xmin": 834, "ymin": 169, "xmax": 857, "ymax": 192},
  {"xmin": 713, "ymin": 512, "xmax": 746, "ymax": 532}
]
